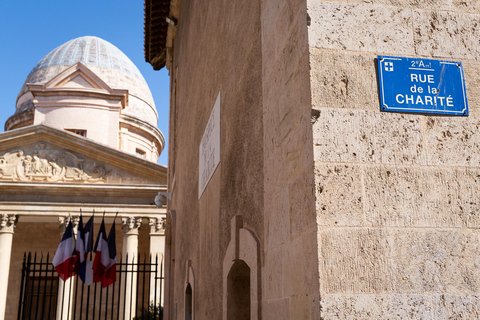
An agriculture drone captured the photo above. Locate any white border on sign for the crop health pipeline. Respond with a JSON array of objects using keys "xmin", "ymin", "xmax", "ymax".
[{"xmin": 198, "ymin": 92, "xmax": 221, "ymax": 199}]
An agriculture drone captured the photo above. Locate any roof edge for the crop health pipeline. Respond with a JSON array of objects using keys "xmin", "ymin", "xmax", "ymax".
[{"xmin": 144, "ymin": 0, "xmax": 171, "ymax": 70}]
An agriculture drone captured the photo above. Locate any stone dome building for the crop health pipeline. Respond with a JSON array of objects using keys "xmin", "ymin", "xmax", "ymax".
[
  {"xmin": 0, "ymin": 36, "xmax": 167, "ymax": 320},
  {"xmin": 6, "ymin": 36, "xmax": 164, "ymax": 162}
]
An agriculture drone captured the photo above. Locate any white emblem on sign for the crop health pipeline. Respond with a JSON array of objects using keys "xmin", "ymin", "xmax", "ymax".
[{"xmin": 385, "ymin": 62, "xmax": 394, "ymax": 72}]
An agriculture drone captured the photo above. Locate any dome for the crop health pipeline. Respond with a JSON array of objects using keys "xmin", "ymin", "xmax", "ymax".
[
  {"xmin": 16, "ymin": 36, "xmax": 158, "ymax": 126},
  {"xmin": 7, "ymin": 36, "xmax": 164, "ymax": 162}
]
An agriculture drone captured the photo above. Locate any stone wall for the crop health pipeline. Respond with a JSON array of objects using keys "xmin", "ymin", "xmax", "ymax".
[
  {"xmin": 261, "ymin": 0, "xmax": 320, "ymax": 318},
  {"xmin": 167, "ymin": 0, "xmax": 264, "ymax": 318},
  {"xmin": 166, "ymin": 0, "xmax": 321, "ymax": 318},
  {"xmin": 308, "ymin": 1, "xmax": 480, "ymax": 319}
]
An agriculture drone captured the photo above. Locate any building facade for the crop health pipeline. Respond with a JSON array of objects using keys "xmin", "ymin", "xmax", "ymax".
[
  {"xmin": 145, "ymin": 1, "xmax": 480, "ymax": 319},
  {"xmin": 0, "ymin": 36, "xmax": 167, "ymax": 319}
]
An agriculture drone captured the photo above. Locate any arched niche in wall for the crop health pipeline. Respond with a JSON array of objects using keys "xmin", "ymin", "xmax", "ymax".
[
  {"xmin": 184, "ymin": 260, "xmax": 195, "ymax": 320},
  {"xmin": 222, "ymin": 215, "xmax": 261, "ymax": 320}
]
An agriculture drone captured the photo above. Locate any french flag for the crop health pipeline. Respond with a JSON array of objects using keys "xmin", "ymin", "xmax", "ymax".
[
  {"xmin": 52, "ymin": 220, "xmax": 77, "ymax": 281},
  {"xmin": 76, "ymin": 215, "xmax": 94, "ymax": 284},
  {"xmin": 101, "ymin": 221, "xmax": 117, "ymax": 287},
  {"xmin": 92, "ymin": 218, "xmax": 110, "ymax": 283}
]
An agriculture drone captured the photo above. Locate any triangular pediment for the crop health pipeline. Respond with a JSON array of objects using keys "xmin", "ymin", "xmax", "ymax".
[
  {"xmin": 61, "ymin": 74, "xmax": 96, "ymax": 89},
  {"xmin": 45, "ymin": 62, "xmax": 111, "ymax": 91},
  {"xmin": 0, "ymin": 124, "xmax": 166, "ymax": 185},
  {"xmin": 26, "ymin": 63, "xmax": 129, "ymax": 107}
]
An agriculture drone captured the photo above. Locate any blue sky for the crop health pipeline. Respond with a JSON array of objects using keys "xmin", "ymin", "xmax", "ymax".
[{"xmin": 0, "ymin": 1, "xmax": 170, "ymax": 165}]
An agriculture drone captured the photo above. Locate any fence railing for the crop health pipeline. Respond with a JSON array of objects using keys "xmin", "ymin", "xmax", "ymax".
[{"xmin": 17, "ymin": 252, "xmax": 163, "ymax": 320}]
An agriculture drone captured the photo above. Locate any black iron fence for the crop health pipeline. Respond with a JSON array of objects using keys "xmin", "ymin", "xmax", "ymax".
[{"xmin": 17, "ymin": 252, "xmax": 163, "ymax": 320}]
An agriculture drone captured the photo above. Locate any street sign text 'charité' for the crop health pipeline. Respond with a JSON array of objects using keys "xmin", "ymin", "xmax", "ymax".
[{"xmin": 377, "ymin": 56, "xmax": 468, "ymax": 116}]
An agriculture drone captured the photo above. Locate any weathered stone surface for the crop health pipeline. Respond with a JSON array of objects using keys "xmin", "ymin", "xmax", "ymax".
[
  {"xmin": 463, "ymin": 60, "xmax": 480, "ymax": 110},
  {"xmin": 390, "ymin": 229, "xmax": 480, "ymax": 293},
  {"xmin": 312, "ymin": 109, "xmax": 425, "ymax": 165},
  {"xmin": 284, "ymin": 229, "xmax": 319, "ymax": 296},
  {"xmin": 320, "ymin": 228, "xmax": 480, "ymax": 296},
  {"xmin": 265, "ymin": 187, "xmax": 290, "ymax": 249},
  {"xmin": 364, "ymin": 166, "xmax": 480, "ymax": 228},
  {"xmin": 319, "ymin": 228, "xmax": 390, "ymax": 294},
  {"xmin": 289, "ymin": 295, "xmax": 311, "ymax": 319},
  {"xmin": 414, "ymin": 10, "xmax": 480, "ymax": 59},
  {"xmin": 433, "ymin": 294, "xmax": 480, "ymax": 319},
  {"xmin": 308, "ymin": 2, "xmax": 414, "ymax": 54},
  {"xmin": 264, "ymin": 245, "xmax": 284, "ymax": 299},
  {"xmin": 315, "ymin": 164, "xmax": 364, "ymax": 227},
  {"xmin": 310, "ymin": 50, "xmax": 379, "ymax": 110},
  {"xmin": 424, "ymin": 117, "xmax": 480, "ymax": 167},
  {"xmin": 263, "ymin": 298, "xmax": 290, "ymax": 320},
  {"xmin": 450, "ymin": 0, "xmax": 480, "ymax": 14},
  {"xmin": 321, "ymin": 0, "xmax": 480, "ymax": 14},
  {"xmin": 289, "ymin": 165, "xmax": 316, "ymax": 237},
  {"xmin": 320, "ymin": 294, "xmax": 435, "ymax": 319}
]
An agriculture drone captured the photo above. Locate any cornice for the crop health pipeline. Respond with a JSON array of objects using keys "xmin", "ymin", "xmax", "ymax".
[{"xmin": 0, "ymin": 124, "xmax": 167, "ymax": 181}]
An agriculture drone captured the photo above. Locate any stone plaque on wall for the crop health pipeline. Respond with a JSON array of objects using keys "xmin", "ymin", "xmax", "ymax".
[{"xmin": 199, "ymin": 92, "xmax": 221, "ymax": 198}]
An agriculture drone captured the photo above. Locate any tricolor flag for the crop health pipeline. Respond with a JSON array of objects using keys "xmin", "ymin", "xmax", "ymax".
[
  {"xmin": 52, "ymin": 220, "xmax": 76, "ymax": 281},
  {"xmin": 77, "ymin": 214, "xmax": 94, "ymax": 284},
  {"xmin": 101, "ymin": 221, "xmax": 117, "ymax": 287},
  {"xmin": 92, "ymin": 218, "xmax": 110, "ymax": 283}
]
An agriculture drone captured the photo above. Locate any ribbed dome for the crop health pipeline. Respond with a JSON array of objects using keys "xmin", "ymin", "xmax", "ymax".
[{"xmin": 17, "ymin": 36, "xmax": 158, "ymax": 125}]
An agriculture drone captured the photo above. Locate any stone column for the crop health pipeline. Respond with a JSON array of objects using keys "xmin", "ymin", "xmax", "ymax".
[
  {"xmin": 56, "ymin": 216, "xmax": 78, "ymax": 320},
  {"xmin": 121, "ymin": 216, "xmax": 142, "ymax": 320},
  {"xmin": 0, "ymin": 214, "xmax": 17, "ymax": 319},
  {"xmin": 149, "ymin": 217, "xmax": 166, "ymax": 307}
]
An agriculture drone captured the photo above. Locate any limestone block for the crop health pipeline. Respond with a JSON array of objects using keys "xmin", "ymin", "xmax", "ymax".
[
  {"xmin": 450, "ymin": 0, "xmax": 480, "ymax": 14},
  {"xmin": 320, "ymin": 294, "xmax": 435, "ymax": 320},
  {"xmin": 307, "ymin": 2, "xmax": 414, "ymax": 54},
  {"xmin": 263, "ymin": 246, "xmax": 284, "ymax": 299},
  {"xmin": 433, "ymin": 294, "xmax": 480, "ymax": 319},
  {"xmin": 413, "ymin": 10, "xmax": 480, "ymax": 59},
  {"xmin": 319, "ymin": 228, "xmax": 390, "ymax": 294},
  {"xmin": 310, "ymin": 50, "xmax": 378, "ymax": 110},
  {"xmin": 315, "ymin": 164, "xmax": 364, "ymax": 227},
  {"xmin": 263, "ymin": 298, "xmax": 291, "ymax": 320},
  {"xmin": 463, "ymin": 60, "xmax": 480, "ymax": 110},
  {"xmin": 264, "ymin": 151, "xmax": 285, "ymax": 199},
  {"xmin": 289, "ymin": 165, "xmax": 316, "ymax": 237},
  {"xmin": 343, "ymin": 0, "xmax": 451, "ymax": 11},
  {"xmin": 265, "ymin": 187, "xmax": 290, "ymax": 249},
  {"xmin": 323, "ymin": 0, "xmax": 480, "ymax": 13},
  {"xmin": 312, "ymin": 109, "xmax": 425, "ymax": 165},
  {"xmin": 389, "ymin": 229, "xmax": 480, "ymax": 293},
  {"xmin": 364, "ymin": 166, "xmax": 480, "ymax": 228},
  {"xmin": 289, "ymin": 295, "xmax": 311, "ymax": 320},
  {"xmin": 424, "ymin": 117, "xmax": 480, "ymax": 167},
  {"xmin": 283, "ymin": 229, "xmax": 319, "ymax": 296}
]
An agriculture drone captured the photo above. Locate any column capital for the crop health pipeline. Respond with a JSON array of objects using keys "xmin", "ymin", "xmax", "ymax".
[
  {"xmin": 122, "ymin": 216, "xmax": 142, "ymax": 235},
  {"xmin": 58, "ymin": 216, "xmax": 80, "ymax": 235},
  {"xmin": 149, "ymin": 217, "xmax": 166, "ymax": 235},
  {"xmin": 0, "ymin": 214, "xmax": 17, "ymax": 234}
]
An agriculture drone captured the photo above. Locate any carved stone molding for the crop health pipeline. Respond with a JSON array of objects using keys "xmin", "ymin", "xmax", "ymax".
[
  {"xmin": 122, "ymin": 216, "xmax": 142, "ymax": 235},
  {"xmin": 0, "ymin": 142, "xmax": 107, "ymax": 183},
  {"xmin": 149, "ymin": 217, "xmax": 166, "ymax": 235},
  {"xmin": 0, "ymin": 214, "xmax": 17, "ymax": 233},
  {"xmin": 58, "ymin": 216, "xmax": 79, "ymax": 235}
]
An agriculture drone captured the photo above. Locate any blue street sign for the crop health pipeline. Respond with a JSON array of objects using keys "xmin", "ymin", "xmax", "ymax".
[{"xmin": 377, "ymin": 55, "xmax": 468, "ymax": 116}]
